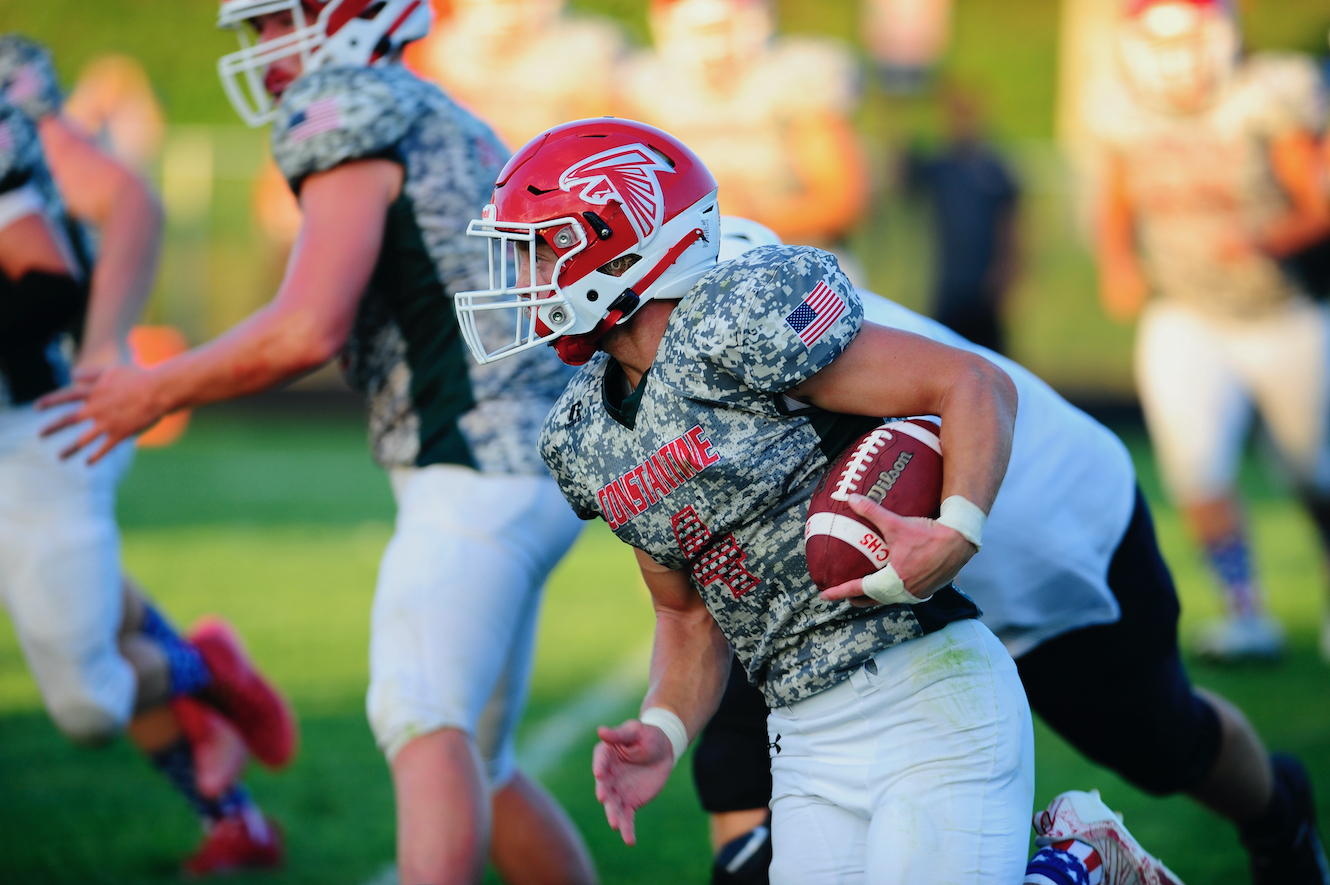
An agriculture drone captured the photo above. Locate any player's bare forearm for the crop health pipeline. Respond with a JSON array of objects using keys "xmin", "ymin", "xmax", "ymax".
[
  {"xmin": 38, "ymin": 160, "xmax": 401, "ymax": 462},
  {"xmin": 1096, "ymin": 153, "xmax": 1148, "ymax": 322},
  {"xmin": 789, "ymin": 324, "xmax": 1017, "ymax": 515},
  {"xmin": 635, "ymin": 548, "xmax": 731, "ymax": 737},
  {"xmin": 1260, "ymin": 130, "xmax": 1330, "ymax": 258}
]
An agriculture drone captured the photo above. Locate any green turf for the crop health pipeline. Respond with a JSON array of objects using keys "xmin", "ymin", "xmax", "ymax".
[{"xmin": 1, "ymin": 409, "xmax": 1328, "ymax": 883}]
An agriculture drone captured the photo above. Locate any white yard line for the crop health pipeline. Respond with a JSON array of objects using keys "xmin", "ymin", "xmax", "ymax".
[{"xmin": 360, "ymin": 641, "xmax": 652, "ymax": 885}]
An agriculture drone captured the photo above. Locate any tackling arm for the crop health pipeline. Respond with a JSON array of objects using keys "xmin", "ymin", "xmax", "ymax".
[
  {"xmin": 40, "ymin": 116, "xmax": 164, "ymax": 371},
  {"xmin": 592, "ymin": 548, "xmax": 730, "ymax": 846},
  {"xmin": 40, "ymin": 158, "xmax": 403, "ymax": 462}
]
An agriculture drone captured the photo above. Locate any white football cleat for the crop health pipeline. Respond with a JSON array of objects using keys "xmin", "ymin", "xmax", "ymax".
[
  {"xmin": 1034, "ymin": 790, "xmax": 1185, "ymax": 885},
  {"xmin": 1194, "ymin": 615, "xmax": 1285, "ymax": 663}
]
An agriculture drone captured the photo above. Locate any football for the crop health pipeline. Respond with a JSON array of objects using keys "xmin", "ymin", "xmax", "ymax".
[{"xmin": 804, "ymin": 419, "xmax": 944, "ymax": 591}]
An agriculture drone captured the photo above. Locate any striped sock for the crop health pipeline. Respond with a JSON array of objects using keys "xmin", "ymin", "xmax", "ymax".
[
  {"xmin": 1024, "ymin": 840, "xmax": 1103, "ymax": 885},
  {"xmin": 1203, "ymin": 532, "xmax": 1262, "ymax": 619},
  {"xmin": 149, "ymin": 738, "xmax": 254, "ymax": 825},
  {"xmin": 140, "ymin": 605, "xmax": 212, "ymax": 697}
]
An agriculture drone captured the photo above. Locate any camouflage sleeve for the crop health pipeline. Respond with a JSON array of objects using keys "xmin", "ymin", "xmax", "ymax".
[
  {"xmin": 0, "ymin": 36, "xmax": 62, "ymax": 121},
  {"xmin": 688, "ymin": 245, "xmax": 862, "ymax": 394},
  {"xmin": 270, "ymin": 66, "xmax": 414, "ymax": 191},
  {"xmin": 0, "ymin": 102, "xmax": 43, "ymax": 195},
  {"xmin": 1246, "ymin": 52, "xmax": 1325, "ymax": 136}
]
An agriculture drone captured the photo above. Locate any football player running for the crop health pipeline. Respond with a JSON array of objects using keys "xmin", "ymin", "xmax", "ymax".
[
  {"xmin": 617, "ymin": 0, "xmax": 868, "ymax": 257},
  {"xmin": 40, "ymin": 4, "xmax": 596, "ymax": 884},
  {"xmin": 1092, "ymin": 0, "xmax": 1330, "ymax": 661},
  {"xmin": 451, "ymin": 117, "xmax": 1191, "ymax": 885},
  {"xmin": 685, "ymin": 218, "xmax": 1329, "ymax": 885},
  {"xmin": 0, "ymin": 35, "xmax": 295, "ymax": 875}
]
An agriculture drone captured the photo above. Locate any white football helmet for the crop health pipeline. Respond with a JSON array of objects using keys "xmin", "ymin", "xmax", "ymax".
[
  {"xmin": 1118, "ymin": 0, "xmax": 1238, "ymax": 113},
  {"xmin": 217, "ymin": 0, "xmax": 433, "ymax": 126},
  {"xmin": 718, "ymin": 215, "xmax": 782, "ymax": 262}
]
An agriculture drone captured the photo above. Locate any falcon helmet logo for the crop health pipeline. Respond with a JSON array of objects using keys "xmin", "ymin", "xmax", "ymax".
[{"xmin": 558, "ymin": 143, "xmax": 675, "ymax": 244}]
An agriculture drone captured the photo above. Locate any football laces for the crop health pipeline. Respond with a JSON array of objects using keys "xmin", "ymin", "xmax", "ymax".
[{"xmin": 831, "ymin": 427, "xmax": 892, "ymax": 502}]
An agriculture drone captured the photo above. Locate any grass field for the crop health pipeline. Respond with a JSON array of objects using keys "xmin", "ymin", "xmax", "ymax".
[{"xmin": 0, "ymin": 406, "xmax": 1327, "ymax": 884}]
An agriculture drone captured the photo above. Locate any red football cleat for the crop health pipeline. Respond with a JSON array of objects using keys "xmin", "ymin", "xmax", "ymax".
[
  {"xmin": 189, "ymin": 616, "xmax": 298, "ymax": 768},
  {"xmin": 172, "ymin": 695, "xmax": 249, "ymax": 799},
  {"xmin": 184, "ymin": 812, "xmax": 284, "ymax": 877}
]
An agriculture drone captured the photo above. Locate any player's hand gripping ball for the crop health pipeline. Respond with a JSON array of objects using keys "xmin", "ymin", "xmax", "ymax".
[{"xmin": 805, "ymin": 419, "xmax": 943, "ymax": 590}]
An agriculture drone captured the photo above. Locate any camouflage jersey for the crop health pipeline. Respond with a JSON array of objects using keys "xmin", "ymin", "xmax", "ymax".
[
  {"xmin": 539, "ymin": 246, "xmax": 979, "ymax": 707},
  {"xmin": 1088, "ymin": 53, "xmax": 1324, "ymax": 318},
  {"xmin": 271, "ymin": 63, "xmax": 574, "ymax": 472}
]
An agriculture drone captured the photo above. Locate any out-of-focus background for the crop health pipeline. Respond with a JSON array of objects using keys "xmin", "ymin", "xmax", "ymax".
[{"xmin": 1, "ymin": 0, "xmax": 1329, "ymax": 882}]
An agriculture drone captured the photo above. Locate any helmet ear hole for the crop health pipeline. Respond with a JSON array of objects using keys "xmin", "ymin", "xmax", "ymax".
[{"xmin": 597, "ymin": 254, "xmax": 643, "ymax": 277}]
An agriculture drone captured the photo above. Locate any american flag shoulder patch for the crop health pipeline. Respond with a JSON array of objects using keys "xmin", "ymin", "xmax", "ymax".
[
  {"xmin": 783, "ymin": 280, "xmax": 847, "ymax": 348},
  {"xmin": 287, "ymin": 96, "xmax": 343, "ymax": 144}
]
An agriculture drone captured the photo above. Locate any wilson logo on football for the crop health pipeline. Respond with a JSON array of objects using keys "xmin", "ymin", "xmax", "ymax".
[{"xmin": 558, "ymin": 143, "xmax": 675, "ymax": 243}]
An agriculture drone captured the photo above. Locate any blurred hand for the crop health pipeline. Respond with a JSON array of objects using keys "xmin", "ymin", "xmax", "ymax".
[
  {"xmin": 1100, "ymin": 259, "xmax": 1149, "ymax": 324},
  {"xmin": 821, "ymin": 494, "xmax": 975, "ymax": 607},
  {"xmin": 592, "ymin": 718, "xmax": 676, "ymax": 846},
  {"xmin": 36, "ymin": 364, "xmax": 164, "ymax": 463}
]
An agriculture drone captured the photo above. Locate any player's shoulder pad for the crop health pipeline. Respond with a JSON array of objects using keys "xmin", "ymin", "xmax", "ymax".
[
  {"xmin": 666, "ymin": 245, "xmax": 862, "ymax": 395},
  {"xmin": 1233, "ymin": 51, "xmax": 1325, "ymax": 134},
  {"xmin": 0, "ymin": 99, "xmax": 44, "ymax": 194},
  {"xmin": 271, "ymin": 65, "xmax": 417, "ymax": 190},
  {"xmin": 0, "ymin": 35, "xmax": 62, "ymax": 121},
  {"xmin": 760, "ymin": 37, "xmax": 861, "ymax": 115}
]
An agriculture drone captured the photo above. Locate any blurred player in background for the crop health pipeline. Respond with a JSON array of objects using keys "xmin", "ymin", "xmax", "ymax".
[
  {"xmin": 62, "ymin": 54, "xmax": 166, "ymax": 171},
  {"xmin": 404, "ymin": 0, "xmax": 624, "ymax": 150},
  {"xmin": 0, "ymin": 35, "xmax": 293, "ymax": 875},
  {"xmin": 862, "ymin": 0, "xmax": 953, "ymax": 93},
  {"xmin": 905, "ymin": 86, "xmax": 1020, "ymax": 354},
  {"xmin": 1091, "ymin": 0, "xmax": 1330, "ymax": 661},
  {"xmin": 691, "ymin": 219, "xmax": 1329, "ymax": 885},
  {"xmin": 40, "ymin": 4, "xmax": 596, "ymax": 884},
  {"xmin": 618, "ymin": 0, "xmax": 869, "ymax": 266},
  {"xmin": 455, "ymin": 117, "xmax": 1190, "ymax": 885}
]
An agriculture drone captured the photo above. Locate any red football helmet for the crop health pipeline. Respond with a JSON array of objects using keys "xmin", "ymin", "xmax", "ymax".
[
  {"xmin": 218, "ymin": 0, "xmax": 434, "ymax": 126},
  {"xmin": 455, "ymin": 118, "xmax": 721, "ymax": 365},
  {"xmin": 1118, "ymin": 0, "xmax": 1238, "ymax": 112}
]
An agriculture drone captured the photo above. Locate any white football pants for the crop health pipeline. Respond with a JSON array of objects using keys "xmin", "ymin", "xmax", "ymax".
[
  {"xmin": 1136, "ymin": 298, "xmax": 1330, "ymax": 503},
  {"xmin": 366, "ymin": 463, "xmax": 583, "ymax": 786},
  {"xmin": 0, "ymin": 404, "xmax": 136, "ymax": 744},
  {"xmin": 766, "ymin": 619, "xmax": 1035, "ymax": 885}
]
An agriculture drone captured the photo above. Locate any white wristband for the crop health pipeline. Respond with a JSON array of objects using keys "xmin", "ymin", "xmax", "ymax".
[
  {"xmin": 937, "ymin": 495, "xmax": 986, "ymax": 550},
  {"xmin": 640, "ymin": 707, "xmax": 689, "ymax": 766},
  {"xmin": 861, "ymin": 563, "xmax": 933, "ymax": 606}
]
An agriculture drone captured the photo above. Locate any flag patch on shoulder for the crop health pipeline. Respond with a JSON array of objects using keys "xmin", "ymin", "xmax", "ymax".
[
  {"xmin": 784, "ymin": 281, "xmax": 846, "ymax": 347},
  {"xmin": 287, "ymin": 97, "xmax": 342, "ymax": 144}
]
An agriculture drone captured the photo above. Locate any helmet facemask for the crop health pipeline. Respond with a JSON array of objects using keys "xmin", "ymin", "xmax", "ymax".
[
  {"xmin": 458, "ymin": 194, "xmax": 720, "ymax": 365},
  {"xmin": 217, "ymin": 0, "xmax": 433, "ymax": 126}
]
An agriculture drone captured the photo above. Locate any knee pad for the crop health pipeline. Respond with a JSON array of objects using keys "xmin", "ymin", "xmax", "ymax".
[{"xmin": 712, "ymin": 823, "xmax": 772, "ymax": 885}]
